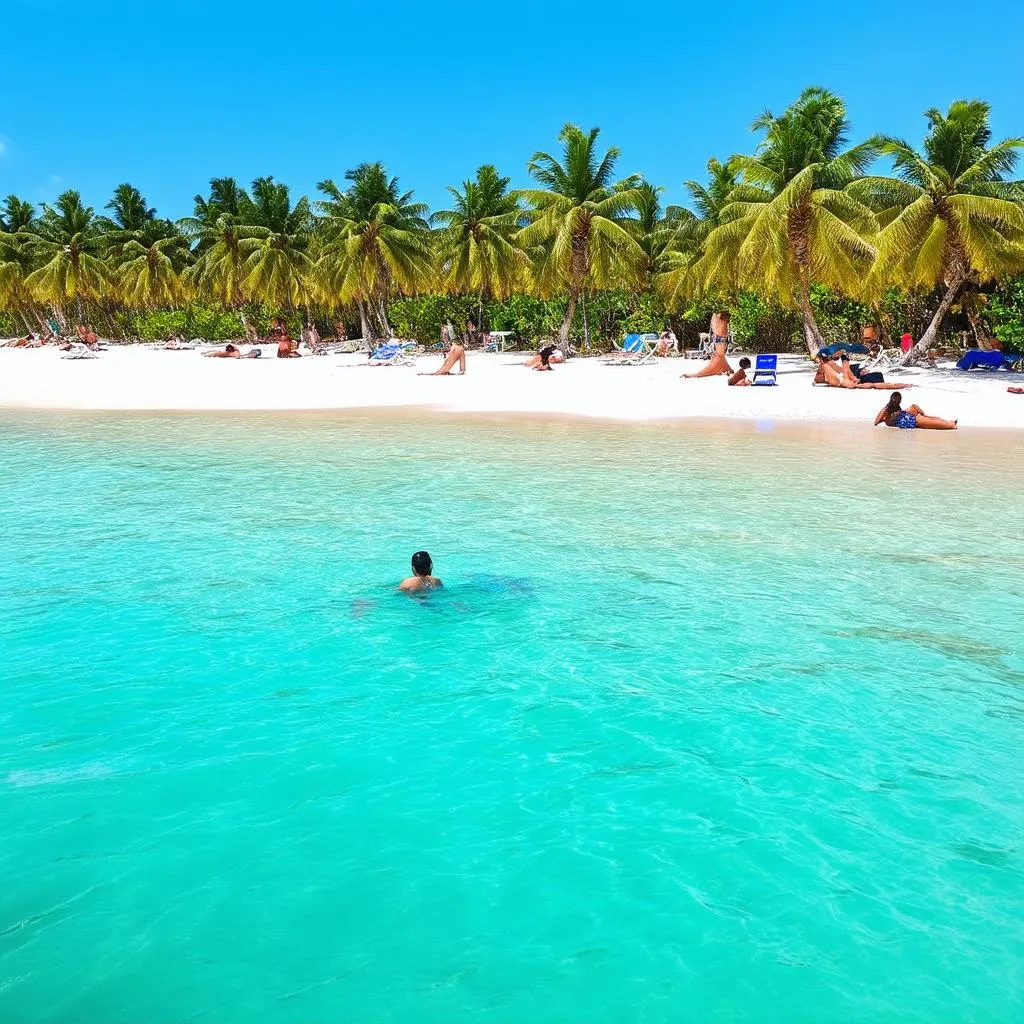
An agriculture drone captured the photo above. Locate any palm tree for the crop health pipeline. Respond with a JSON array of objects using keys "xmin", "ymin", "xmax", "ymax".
[
  {"xmin": 657, "ymin": 159, "xmax": 738, "ymax": 309},
  {"xmin": 314, "ymin": 163, "xmax": 431, "ymax": 339},
  {"xmin": 180, "ymin": 178, "xmax": 261, "ymax": 307},
  {"xmin": 21, "ymin": 190, "xmax": 110, "ymax": 321},
  {"xmin": 694, "ymin": 88, "xmax": 878, "ymax": 355},
  {"xmin": 237, "ymin": 177, "xmax": 316, "ymax": 312},
  {"xmin": 853, "ymin": 100, "xmax": 1024, "ymax": 363},
  {"xmin": 431, "ymin": 164, "xmax": 526, "ymax": 320},
  {"xmin": 0, "ymin": 195, "xmax": 37, "ymax": 233},
  {"xmin": 92, "ymin": 184, "xmax": 190, "ymax": 309},
  {"xmin": 518, "ymin": 124, "xmax": 645, "ymax": 345},
  {"xmin": 620, "ymin": 177, "xmax": 703, "ymax": 294},
  {"xmin": 108, "ymin": 221, "xmax": 192, "ymax": 309},
  {"xmin": 0, "ymin": 196, "xmax": 40, "ymax": 330},
  {"xmin": 99, "ymin": 183, "xmax": 157, "ymax": 234}
]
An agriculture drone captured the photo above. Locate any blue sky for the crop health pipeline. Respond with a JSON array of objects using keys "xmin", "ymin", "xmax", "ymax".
[{"xmin": 3, "ymin": 0, "xmax": 1023, "ymax": 220}]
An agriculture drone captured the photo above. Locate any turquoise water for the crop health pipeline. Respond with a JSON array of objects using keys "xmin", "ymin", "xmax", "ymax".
[{"xmin": 1, "ymin": 411, "xmax": 1023, "ymax": 1023}]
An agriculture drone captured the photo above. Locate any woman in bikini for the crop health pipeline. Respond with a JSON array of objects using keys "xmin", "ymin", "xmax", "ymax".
[
  {"xmin": 874, "ymin": 392, "xmax": 958, "ymax": 430},
  {"xmin": 683, "ymin": 310, "xmax": 733, "ymax": 378}
]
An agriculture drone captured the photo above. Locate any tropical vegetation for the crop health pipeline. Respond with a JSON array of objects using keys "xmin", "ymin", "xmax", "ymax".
[{"xmin": 3, "ymin": 90, "xmax": 1024, "ymax": 361}]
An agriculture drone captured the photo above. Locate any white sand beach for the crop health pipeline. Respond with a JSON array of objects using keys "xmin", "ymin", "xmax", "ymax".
[{"xmin": 1, "ymin": 345, "xmax": 1022, "ymax": 429}]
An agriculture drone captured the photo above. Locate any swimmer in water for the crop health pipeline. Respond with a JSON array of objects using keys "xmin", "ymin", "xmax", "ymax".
[{"xmin": 399, "ymin": 550, "xmax": 443, "ymax": 592}]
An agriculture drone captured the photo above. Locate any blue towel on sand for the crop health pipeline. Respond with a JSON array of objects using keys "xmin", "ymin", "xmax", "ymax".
[{"xmin": 957, "ymin": 350, "xmax": 1014, "ymax": 371}]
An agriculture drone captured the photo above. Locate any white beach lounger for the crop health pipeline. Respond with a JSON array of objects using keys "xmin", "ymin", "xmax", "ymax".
[{"xmin": 61, "ymin": 343, "xmax": 99, "ymax": 359}]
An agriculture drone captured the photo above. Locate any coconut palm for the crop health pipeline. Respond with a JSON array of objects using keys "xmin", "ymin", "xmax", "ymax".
[
  {"xmin": 518, "ymin": 124, "xmax": 645, "ymax": 345},
  {"xmin": 99, "ymin": 183, "xmax": 157, "ymax": 234},
  {"xmin": 694, "ymin": 89, "xmax": 878, "ymax": 354},
  {"xmin": 431, "ymin": 165, "xmax": 526, "ymax": 314},
  {"xmin": 21, "ymin": 190, "xmax": 110, "ymax": 320},
  {"xmin": 180, "ymin": 178, "xmax": 263, "ymax": 307},
  {"xmin": 0, "ymin": 195, "xmax": 37, "ymax": 234},
  {"xmin": 656, "ymin": 159, "xmax": 738, "ymax": 308},
  {"xmin": 0, "ymin": 197, "xmax": 40, "ymax": 329},
  {"xmin": 852, "ymin": 101, "xmax": 1024, "ymax": 363},
  {"xmin": 108, "ymin": 221, "xmax": 192, "ymax": 309},
  {"xmin": 234, "ymin": 176, "xmax": 316, "ymax": 311},
  {"xmin": 314, "ymin": 163, "xmax": 431, "ymax": 339},
  {"xmin": 619, "ymin": 177, "xmax": 701, "ymax": 293}
]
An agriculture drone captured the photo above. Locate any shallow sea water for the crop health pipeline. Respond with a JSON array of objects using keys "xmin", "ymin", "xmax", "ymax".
[{"xmin": 1, "ymin": 411, "xmax": 1023, "ymax": 1023}]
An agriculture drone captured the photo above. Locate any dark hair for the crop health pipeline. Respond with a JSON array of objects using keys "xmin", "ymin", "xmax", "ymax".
[
  {"xmin": 225, "ymin": 344, "xmax": 237, "ymax": 352},
  {"xmin": 887, "ymin": 392, "xmax": 903, "ymax": 414},
  {"xmin": 739, "ymin": 357, "xmax": 751, "ymax": 369},
  {"xmin": 411, "ymin": 550, "xmax": 432, "ymax": 575},
  {"xmin": 817, "ymin": 350, "xmax": 830, "ymax": 361},
  {"xmin": 717, "ymin": 310, "xmax": 730, "ymax": 320},
  {"xmin": 539, "ymin": 345, "xmax": 556, "ymax": 367}
]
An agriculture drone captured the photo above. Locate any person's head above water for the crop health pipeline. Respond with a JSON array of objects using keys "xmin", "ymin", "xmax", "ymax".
[{"xmin": 411, "ymin": 550, "xmax": 433, "ymax": 576}]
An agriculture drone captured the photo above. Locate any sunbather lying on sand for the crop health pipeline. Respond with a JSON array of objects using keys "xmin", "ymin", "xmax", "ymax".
[
  {"xmin": 816, "ymin": 352, "xmax": 909, "ymax": 390},
  {"xmin": 524, "ymin": 345, "xmax": 563, "ymax": 370},
  {"xmin": 204, "ymin": 344, "xmax": 241, "ymax": 358},
  {"xmin": 874, "ymin": 392, "xmax": 957, "ymax": 430}
]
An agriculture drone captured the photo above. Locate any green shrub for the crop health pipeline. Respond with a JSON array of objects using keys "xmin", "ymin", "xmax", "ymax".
[{"xmin": 988, "ymin": 277, "xmax": 1024, "ymax": 349}]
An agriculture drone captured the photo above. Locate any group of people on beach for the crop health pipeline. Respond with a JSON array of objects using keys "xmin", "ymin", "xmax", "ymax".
[
  {"xmin": 4, "ymin": 323, "xmax": 100, "ymax": 350},
  {"xmin": 672, "ymin": 311, "xmax": 962, "ymax": 428}
]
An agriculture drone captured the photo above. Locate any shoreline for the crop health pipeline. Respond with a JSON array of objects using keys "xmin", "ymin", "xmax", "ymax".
[{"xmin": 1, "ymin": 346, "xmax": 1022, "ymax": 430}]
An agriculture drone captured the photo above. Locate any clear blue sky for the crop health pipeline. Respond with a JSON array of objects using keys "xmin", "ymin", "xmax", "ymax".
[{"xmin": 3, "ymin": 0, "xmax": 1023, "ymax": 220}]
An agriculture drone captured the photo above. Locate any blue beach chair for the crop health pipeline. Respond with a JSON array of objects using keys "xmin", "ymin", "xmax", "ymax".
[
  {"xmin": 368, "ymin": 340, "xmax": 417, "ymax": 366},
  {"xmin": 751, "ymin": 353, "xmax": 778, "ymax": 386},
  {"xmin": 604, "ymin": 333, "xmax": 656, "ymax": 365}
]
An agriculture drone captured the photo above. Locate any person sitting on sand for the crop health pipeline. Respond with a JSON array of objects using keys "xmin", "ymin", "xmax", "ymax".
[
  {"xmin": 728, "ymin": 357, "xmax": 752, "ymax": 386},
  {"xmin": 816, "ymin": 351, "xmax": 908, "ymax": 390},
  {"xmin": 683, "ymin": 310, "xmax": 733, "ymax": 378},
  {"xmin": 655, "ymin": 329, "xmax": 678, "ymax": 357},
  {"xmin": 277, "ymin": 337, "xmax": 301, "ymax": 358},
  {"xmin": 524, "ymin": 345, "xmax": 562, "ymax": 371},
  {"xmin": 874, "ymin": 392, "xmax": 958, "ymax": 430},
  {"xmin": 204, "ymin": 343, "xmax": 242, "ymax": 358},
  {"xmin": 399, "ymin": 550, "xmax": 443, "ymax": 592},
  {"xmin": 422, "ymin": 338, "xmax": 466, "ymax": 375}
]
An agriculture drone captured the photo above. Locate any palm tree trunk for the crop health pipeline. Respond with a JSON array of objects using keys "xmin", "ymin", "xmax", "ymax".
[
  {"xmin": 357, "ymin": 300, "xmax": 372, "ymax": 342},
  {"xmin": 558, "ymin": 292, "xmax": 578, "ymax": 346},
  {"xmin": 796, "ymin": 278, "xmax": 825, "ymax": 357},
  {"xmin": 376, "ymin": 298, "xmax": 392, "ymax": 338},
  {"xmin": 898, "ymin": 278, "xmax": 963, "ymax": 366}
]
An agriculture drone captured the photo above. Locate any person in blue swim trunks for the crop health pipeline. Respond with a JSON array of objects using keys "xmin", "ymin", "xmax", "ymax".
[{"xmin": 875, "ymin": 392, "xmax": 958, "ymax": 430}]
